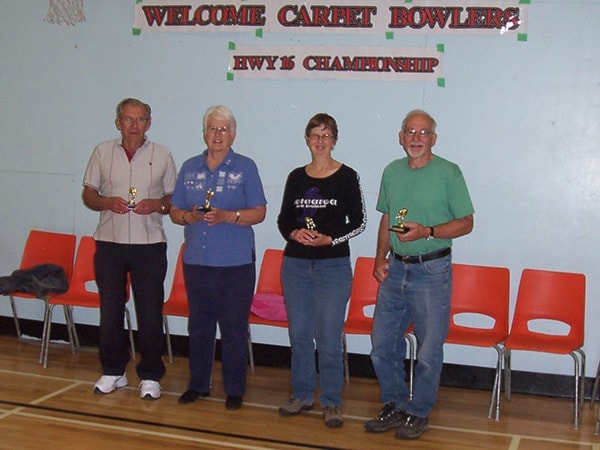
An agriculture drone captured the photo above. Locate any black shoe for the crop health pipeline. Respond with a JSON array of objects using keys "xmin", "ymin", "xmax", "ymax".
[
  {"xmin": 178, "ymin": 389, "xmax": 209, "ymax": 404},
  {"xmin": 394, "ymin": 414, "xmax": 429, "ymax": 440},
  {"xmin": 364, "ymin": 403, "xmax": 406, "ymax": 433},
  {"xmin": 226, "ymin": 396, "xmax": 243, "ymax": 410}
]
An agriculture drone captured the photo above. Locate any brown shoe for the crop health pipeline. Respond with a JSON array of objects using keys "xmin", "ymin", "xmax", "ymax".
[{"xmin": 323, "ymin": 406, "xmax": 344, "ymax": 428}]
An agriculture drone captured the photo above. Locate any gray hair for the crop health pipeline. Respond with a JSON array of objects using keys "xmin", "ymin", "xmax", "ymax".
[
  {"xmin": 401, "ymin": 109, "xmax": 437, "ymax": 132},
  {"xmin": 203, "ymin": 105, "xmax": 237, "ymax": 133},
  {"xmin": 116, "ymin": 98, "xmax": 151, "ymax": 120}
]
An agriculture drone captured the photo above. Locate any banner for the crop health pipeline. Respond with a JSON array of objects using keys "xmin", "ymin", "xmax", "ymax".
[
  {"xmin": 134, "ymin": 1, "xmax": 529, "ymax": 38},
  {"xmin": 228, "ymin": 44, "xmax": 444, "ymax": 82}
]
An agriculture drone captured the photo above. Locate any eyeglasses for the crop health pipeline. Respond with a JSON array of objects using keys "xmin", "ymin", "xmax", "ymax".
[
  {"xmin": 308, "ymin": 133, "xmax": 335, "ymax": 141},
  {"xmin": 207, "ymin": 126, "xmax": 231, "ymax": 135},
  {"xmin": 121, "ymin": 117, "xmax": 149, "ymax": 125},
  {"xmin": 403, "ymin": 129, "xmax": 434, "ymax": 138}
]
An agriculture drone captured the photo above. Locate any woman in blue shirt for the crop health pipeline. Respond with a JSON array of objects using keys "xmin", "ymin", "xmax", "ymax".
[{"xmin": 170, "ymin": 105, "xmax": 267, "ymax": 410}]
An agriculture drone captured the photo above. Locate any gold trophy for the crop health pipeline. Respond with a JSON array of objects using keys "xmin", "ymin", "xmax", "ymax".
[
  {"xmin": 197, "ymin": 189, "xmax": 215, "ymax": 212},
  {"xmin": 389, "ymin": 208, "xmax": 409, "ymax": 234},
  {"xmin": 305, "ymin": 216, "xmax": 316, "ymax": 231},
  {"xmin": 128, "ymin": 187, "xmax": 137, "ymax": 210}
]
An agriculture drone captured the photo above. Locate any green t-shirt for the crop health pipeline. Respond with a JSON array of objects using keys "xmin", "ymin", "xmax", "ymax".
[{"xmin": 376, "ymin": 155, "xmax": 474, "ymax": 255}]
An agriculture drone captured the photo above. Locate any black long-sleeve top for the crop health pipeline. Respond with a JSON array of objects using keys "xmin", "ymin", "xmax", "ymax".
[{"xmin": 277, "ymin": 164, "xmax": 366, "ymax": 259}]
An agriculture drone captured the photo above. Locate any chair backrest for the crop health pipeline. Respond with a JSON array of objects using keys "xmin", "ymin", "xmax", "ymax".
[
  {"xmin": 446, "ymin": 263, "xmax": 510, "ymax": 345},
  {"xmin": 345, "ymin": 256, "xmax": 379, "ymax": 335},
  {"xmin": 19, "ymin": 229, "xmax": 77, "ymax": 282},
  {"xmin": 248, "ymin": 249, "xmax": 287, "ymax": 325},
  {"xmin": 50, "ymin": 236, "xmax": 130, "ymax": 307},
  {"xmin": 255, "ymin": 248, "xmax": 284, "ymax": 295},
  {"xmin": 163, "ymin": 243, "xmax": 188, "ymax": 317},
  {"xmin": 507, "ymin": 268, "xmax": 586, "ymax": 351}
]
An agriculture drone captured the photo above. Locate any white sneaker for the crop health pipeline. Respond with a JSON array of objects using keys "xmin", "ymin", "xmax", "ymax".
[
  {"xmin": 139, "ymin": 380, "xmax": 161, "ymax": 400},
  {"xmin": 94, "ymin": 374, "xmax": 128, "ymax": 394}
]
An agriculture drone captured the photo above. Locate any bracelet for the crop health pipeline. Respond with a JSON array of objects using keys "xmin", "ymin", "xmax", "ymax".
[
  {"xmin": 182, "ymin": 212, "xmax": 189, "ymax": 225},
  {"xmin": 234, "ymin": 210, "xmax": 241, "ymax": 223}
]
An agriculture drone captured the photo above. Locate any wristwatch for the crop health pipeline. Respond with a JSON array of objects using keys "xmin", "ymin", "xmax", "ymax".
[{"xmin": 426, "ymin": 226, "xmax": 435, "ymax": 240}]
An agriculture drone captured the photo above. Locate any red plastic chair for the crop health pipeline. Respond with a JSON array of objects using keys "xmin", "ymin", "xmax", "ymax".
[
  {"xmin": 41, "ymin": 236, "xmax": 135, "ymax": 367},
  {"xmin": 504, "ymin": 268, "xmax": 586, "ymax": 429},
  {"xmin": 4, "ymin": 230, "xmax": 76, "ymax": 341},
  {"xmin": 446, "ymin": 263, "xmax": 510, "ymax": 420},
  {"xmin": 162, "ymin": 243, "xmax": 189, "ymax": 364},
  {"xmin": 247, "ymin": 248, "xmax": 287, "ymax": 373},
  {"xmin": 344, "ymin": 256, "xmax": 415, "ymax": 393}
]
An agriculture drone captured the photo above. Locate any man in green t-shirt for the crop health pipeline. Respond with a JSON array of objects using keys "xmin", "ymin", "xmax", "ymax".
[{"xmin": 364, "ymin": 109, "xmax": 474, "ymax": 440}]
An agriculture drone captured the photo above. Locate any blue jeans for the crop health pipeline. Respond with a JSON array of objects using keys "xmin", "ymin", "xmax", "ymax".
[
  {"xmin": 370, "ymin": 253, "xmax": 452, "ymax": 418},
  {"xmin": 282, "ymin": 256, "xmax": 352, "ymax": 407}
]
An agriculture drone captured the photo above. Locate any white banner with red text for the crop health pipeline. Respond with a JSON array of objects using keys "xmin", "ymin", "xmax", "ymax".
[
  {"xmin": 133, "ymin": 0, "xmax": 529, "ymax": 38},
  {"xmin": 227, "ymin": 44, "xmax": 444, "ymax": 82}
]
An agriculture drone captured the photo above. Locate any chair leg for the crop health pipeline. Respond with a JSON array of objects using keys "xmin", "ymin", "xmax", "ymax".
[
  {"xmin": 247, "ymin": 325, "xmax": 255, "ymax": 374},
  {"xmin": 342, "ymin": 332, "xmax": 349, "ymax": 384},
  {"xmin": 124, "ymin": 307, "xmax": 136, "ymax": 360},
  {"xmin": 8, "ymin": 295, "xmax": 21, "ymax": 339},
  {"xmin": 62, "ymin": 306, "xmax": 77, "ymax": 354},
  {"xmin": 40, "ymin": 303, "xmax": 55, "ymax": 368},
  {"xmin": 65, "ymin": 306, "xmax": 80, "ymax": 350},
  {"xmin": 504, "ymin": 349, "xmax": 512, "ymax": 402},
  {"xmin": 578, "ymin": 349, "xmax": 586, "ymax": 411},
  {"xmin": 488, "ymin": 345, "xmax": 503, "ymax": 420},
  {"xmin": 405, "ymin": 332, "xmax": 415, "ymax": 401},
  {"xmin": 571, "ymin": 349, "xmax": 586, "ymax": 430},
  {"xmin": 591, "ymin": 360, "xmax": 600, "ymax": 409},
  {"xmin": 163, "ymin": 316, "xmax": 173, "ymax": 364}
]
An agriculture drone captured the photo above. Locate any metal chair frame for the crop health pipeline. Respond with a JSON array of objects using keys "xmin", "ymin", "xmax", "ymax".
[
  {"xmin": 40, "ymin": 236, "xmax": 135, "ymax": 368},
  {"xmin": 503, "ymin": 268, "xmax": 586, "ymax": 429},
  {"xmin": 4, "ymin": 229, "xmax": 77, "ymax": 341},
  {"xmin": 445, "ymin": 263, "xmax": 510, "ymax": 420}
]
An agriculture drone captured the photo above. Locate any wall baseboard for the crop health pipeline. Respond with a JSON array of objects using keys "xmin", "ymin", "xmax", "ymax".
[{"xmin": 1, "ymin": 316, "xmax": 593, "ymax": 400}]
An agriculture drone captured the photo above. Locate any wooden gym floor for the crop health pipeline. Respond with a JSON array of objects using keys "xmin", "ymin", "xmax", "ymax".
[{"xmin": 0, "ymin": 335, "xmax": 599, "ymax": 449}]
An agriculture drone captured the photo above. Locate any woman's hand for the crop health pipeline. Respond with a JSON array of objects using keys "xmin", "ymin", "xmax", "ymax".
[{"xmin": 291, "ymin": 228, "xmax": 332, "ymax": 247}]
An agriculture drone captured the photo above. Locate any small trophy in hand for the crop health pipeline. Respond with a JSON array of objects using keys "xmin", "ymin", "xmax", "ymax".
[
  {"xmin": 128, "ymin": 187, "xmax": 137, "ymax": 210},
  {"xmin": 305, "ymin": 216, "xmax": 316, "ymax": 232},
  {"xmin": 389, "ymin": 208, "xmax": 409, "ymax": 234},
  {"xmin": 197, "ymin": 189, "xmax": 215, "ymax": 213}
]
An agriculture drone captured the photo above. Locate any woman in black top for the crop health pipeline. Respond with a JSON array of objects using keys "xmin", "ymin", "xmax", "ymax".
[{"xmin": 276, "ymin": 113, "xmax": 366, "ymax": 428}]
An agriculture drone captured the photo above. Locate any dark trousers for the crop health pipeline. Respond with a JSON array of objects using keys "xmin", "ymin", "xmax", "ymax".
[
  {"xmin": 95, "ymin": 241, "xmax": 167, "ymax": 381},
  {"xmin": 183, "ymin": 263, "xmax": 255, "ymax": 396}
]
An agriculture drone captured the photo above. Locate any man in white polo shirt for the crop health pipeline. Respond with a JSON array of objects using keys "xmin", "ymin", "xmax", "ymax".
[{"xmin": 82, "ymin": 98, "xmax": 177, "ymax": 400}]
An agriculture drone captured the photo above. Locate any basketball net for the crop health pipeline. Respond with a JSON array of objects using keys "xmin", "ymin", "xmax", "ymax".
[{"xmin": 45, "ymin": 0, "xmax": 86, "ymax": 26}]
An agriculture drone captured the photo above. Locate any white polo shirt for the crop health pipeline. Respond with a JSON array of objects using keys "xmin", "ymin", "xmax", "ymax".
[{"xmin": 83, "ymin": 138, "xmax": 177, "ymax": 244}]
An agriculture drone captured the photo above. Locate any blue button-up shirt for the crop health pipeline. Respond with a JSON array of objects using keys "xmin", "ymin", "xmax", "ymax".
[{"xmin": 171, "ymin": 148, "xmax": 267, "ymax": 267}]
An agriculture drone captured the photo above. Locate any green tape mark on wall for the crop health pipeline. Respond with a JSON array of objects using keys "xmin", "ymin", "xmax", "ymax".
[
  {"xmin": 386, "ymin": 31, "xmax": 394, "ymax": 40},
  {"xmin": 227, "ymin": 72, "xmax": 234, "ymax": 81},
  {"xmin": 228, "ymin": 41, "xmax": 236, "ymax": 50},
  {"xmin": 437, "ymin": 78, "xmax": 446, "ymax": 88},
  {"xmin": 519, "ymin": 0, "xmax": 530, "ymax": 4},
  {"xmin": 518, "ymin": 33, "xmax": 528, "ymax": 42},
  {"xmin": 255, "ymin": 28, "xmax": 263, "ymax": 38},
  {"xmin": 437, "ymin": 43, "xmax": 445, "ymax": 53},
  {"xmin": 132, "ymin": 28, "xmax": 141, "ymax": 36}
]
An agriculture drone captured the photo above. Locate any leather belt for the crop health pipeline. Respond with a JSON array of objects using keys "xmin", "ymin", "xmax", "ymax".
[{"xmin": 393, "ymin": 247, "xmax": 451, "ymax": 264}]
